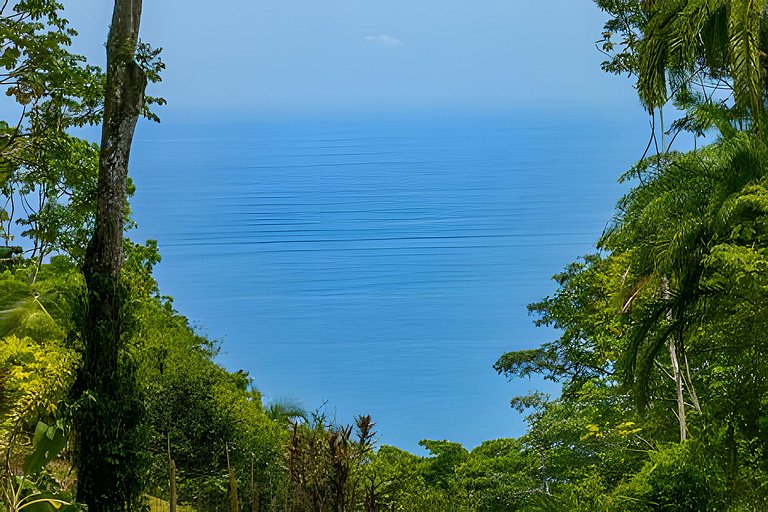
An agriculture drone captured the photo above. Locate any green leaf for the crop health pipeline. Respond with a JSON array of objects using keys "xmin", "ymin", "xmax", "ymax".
[
  {"xmin": 22, "ymin": 421, "xmax": 67, "ymax": 477},
  {"xmin": 17, "ymin": 492, "xmax": 76, "ymax": 512}
]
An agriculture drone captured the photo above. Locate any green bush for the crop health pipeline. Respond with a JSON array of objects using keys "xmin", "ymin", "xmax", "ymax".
[{"xmin": 608, "ymin": 442, "xmax": 727, "ymax": 512}]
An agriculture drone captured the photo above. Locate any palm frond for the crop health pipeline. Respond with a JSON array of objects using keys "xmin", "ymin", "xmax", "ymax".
[
  {"xmin": 729, "ymin": 0, "xmax": 767, "ymax": 123},
  {"xmin": 267, "ymin": 397, "xmax": 308, "ymax": 423}
]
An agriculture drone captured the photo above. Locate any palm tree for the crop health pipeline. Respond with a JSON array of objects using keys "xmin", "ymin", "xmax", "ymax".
[
  {"xmin": 636, "ymin": 0, "xmax": 767, "ymax": 128},
  {"xmin": 601, "ymin": 150, "xmax": 710, "ymax": 441},
  {"xmin": 266, "ymin": 398, "xmax": 309, "ymax": 426},
  {"xmin": 601, "ymin": 133, "xmax": 768, "ymax": 440}
]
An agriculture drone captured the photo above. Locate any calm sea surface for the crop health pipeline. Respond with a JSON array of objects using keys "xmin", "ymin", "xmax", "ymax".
[{"xmin": 129, "ymin": 110, "xmax": 649, "ymax": 452}]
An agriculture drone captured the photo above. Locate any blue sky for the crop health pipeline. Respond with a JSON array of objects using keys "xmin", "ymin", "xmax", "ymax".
[{"xmin": 63, "ymin": 1, "xmax": 640, "ymax": 114}]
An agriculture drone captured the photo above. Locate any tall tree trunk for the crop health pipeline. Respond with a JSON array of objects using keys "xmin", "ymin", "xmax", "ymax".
[
  {"xmin": 662, "ymin": 277, "xmax": 687, "ymax": 442},
  {"xmin": 727, "ymin": 420, "xmax": 738, "ymax": 492},
  {"xmin": 680, "ymin": 343, "xmax": 702, "ymax": 413},
  {"xmin": 227, "ymin": 444, "xmax": 240, "ymax": 512},
  {"xmin": 168, "ymin": 433, "xmax": 177, "ymax": 512},
  {"xmin": 76, "ymin": 1, "xmax": 147, "ymax": 510},
  {"xmin": 669, "ymin": 333, "xmax": 687, "ymax": 442},
  {"xmin": 251, "ymin": 455, "xmax": 259, "ymax": 512}
]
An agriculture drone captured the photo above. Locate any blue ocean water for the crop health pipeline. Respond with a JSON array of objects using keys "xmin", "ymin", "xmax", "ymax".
[{"xmin": 128, "ymin": 110, "xmax": 650, "ymax": 452}]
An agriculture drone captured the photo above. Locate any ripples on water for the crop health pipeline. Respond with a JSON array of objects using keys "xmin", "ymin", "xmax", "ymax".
[{"xmin": 130, "ymin": 113, "xmax": 645, "ymax": 450}]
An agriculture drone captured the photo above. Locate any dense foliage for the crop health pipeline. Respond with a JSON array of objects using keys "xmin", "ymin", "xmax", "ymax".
[
  {"xmin": 492, "ymin": 1, "xmax": 768, "ymax": 509},
  {"xmin": 2, "ymin": 0, "xmax": 768, "ymax": 510}
]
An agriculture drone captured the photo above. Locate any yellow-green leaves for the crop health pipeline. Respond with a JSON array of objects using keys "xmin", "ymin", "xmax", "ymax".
[
  {"xmin": 581, "ymin": 422, "xmax": 642, "ymax": 442},
  {"xmin": 0, "ymin": 335, "xmax": 78, "ymax": 436},
  {"xmin": 17, "ymin": 496, "xmax": 72, "ymax": 511},
  {"xmin": 616, "ymin": 421, "xmax": 643, "ymax": 437},
  {"xmin": 581, "ymin": 423, "xmax": 604, "ymax": 441}
]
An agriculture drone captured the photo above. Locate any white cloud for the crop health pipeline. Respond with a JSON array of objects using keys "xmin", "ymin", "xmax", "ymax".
[{"xmin": 364, "ymin": 34, "xmax": 404, "ymax": 48}]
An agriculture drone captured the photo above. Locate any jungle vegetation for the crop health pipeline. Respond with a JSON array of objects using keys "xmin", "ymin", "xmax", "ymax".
[{"xmin": 1, "ymin": 0, "xmax": 768, "ymax": 510}]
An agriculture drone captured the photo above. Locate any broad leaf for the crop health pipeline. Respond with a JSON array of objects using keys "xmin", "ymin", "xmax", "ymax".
[{"xmin": 22, "ymin": 421, "xmax": 67, "ymax": 477}]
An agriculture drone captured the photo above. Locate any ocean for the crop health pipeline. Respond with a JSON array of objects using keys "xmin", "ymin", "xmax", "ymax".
[{"xmin": 128, "ymin": 109, "xmax": 651, "ymax": 452}]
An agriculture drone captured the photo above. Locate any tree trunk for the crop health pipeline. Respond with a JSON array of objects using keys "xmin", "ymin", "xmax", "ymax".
[
  {"xmin": 669, "ymin": 333, "xmax": 687, "ymax": 442},
  {"xmin": 76, "ymin": 1, "xmax": 147, "ymax": 510},
  {"xmin": 727, "ymin": 420, "xmax": 738, "ymax": 492},
  {"xmin": 251, "ymin": 456, "xmax": 259, "ymax": 512},
  {"xmin": 662, "ymin": 278, "xmax": 687, "ymax": 442},
  {"xmin": 169, "ymin": 434, "xmax": 177, "ymax": 512},
  {"xmin": 680, "ymin": 343, "xmax": 702, "ymax": 413},
  {"xmin": 227, "ymin": 444, "xmax": 240, "ymax": 512}
]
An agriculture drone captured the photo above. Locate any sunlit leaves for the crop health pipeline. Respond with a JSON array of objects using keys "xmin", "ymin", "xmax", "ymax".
[
  {"xmin": 596, "ymin": 0, "xmax": 768, "ymax": 131},
  {"xmin": 728, "ymin": 0, "xmax": 768, "ymax": 124},
  {"xmin": 0, "ymin": 335, "xmax": 78, "ymax": 437}
]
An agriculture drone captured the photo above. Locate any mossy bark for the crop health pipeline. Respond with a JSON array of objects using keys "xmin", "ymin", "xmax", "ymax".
[{"xmin": 75, "ymin": 1, "xmax": 147, "ymax": 510}]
